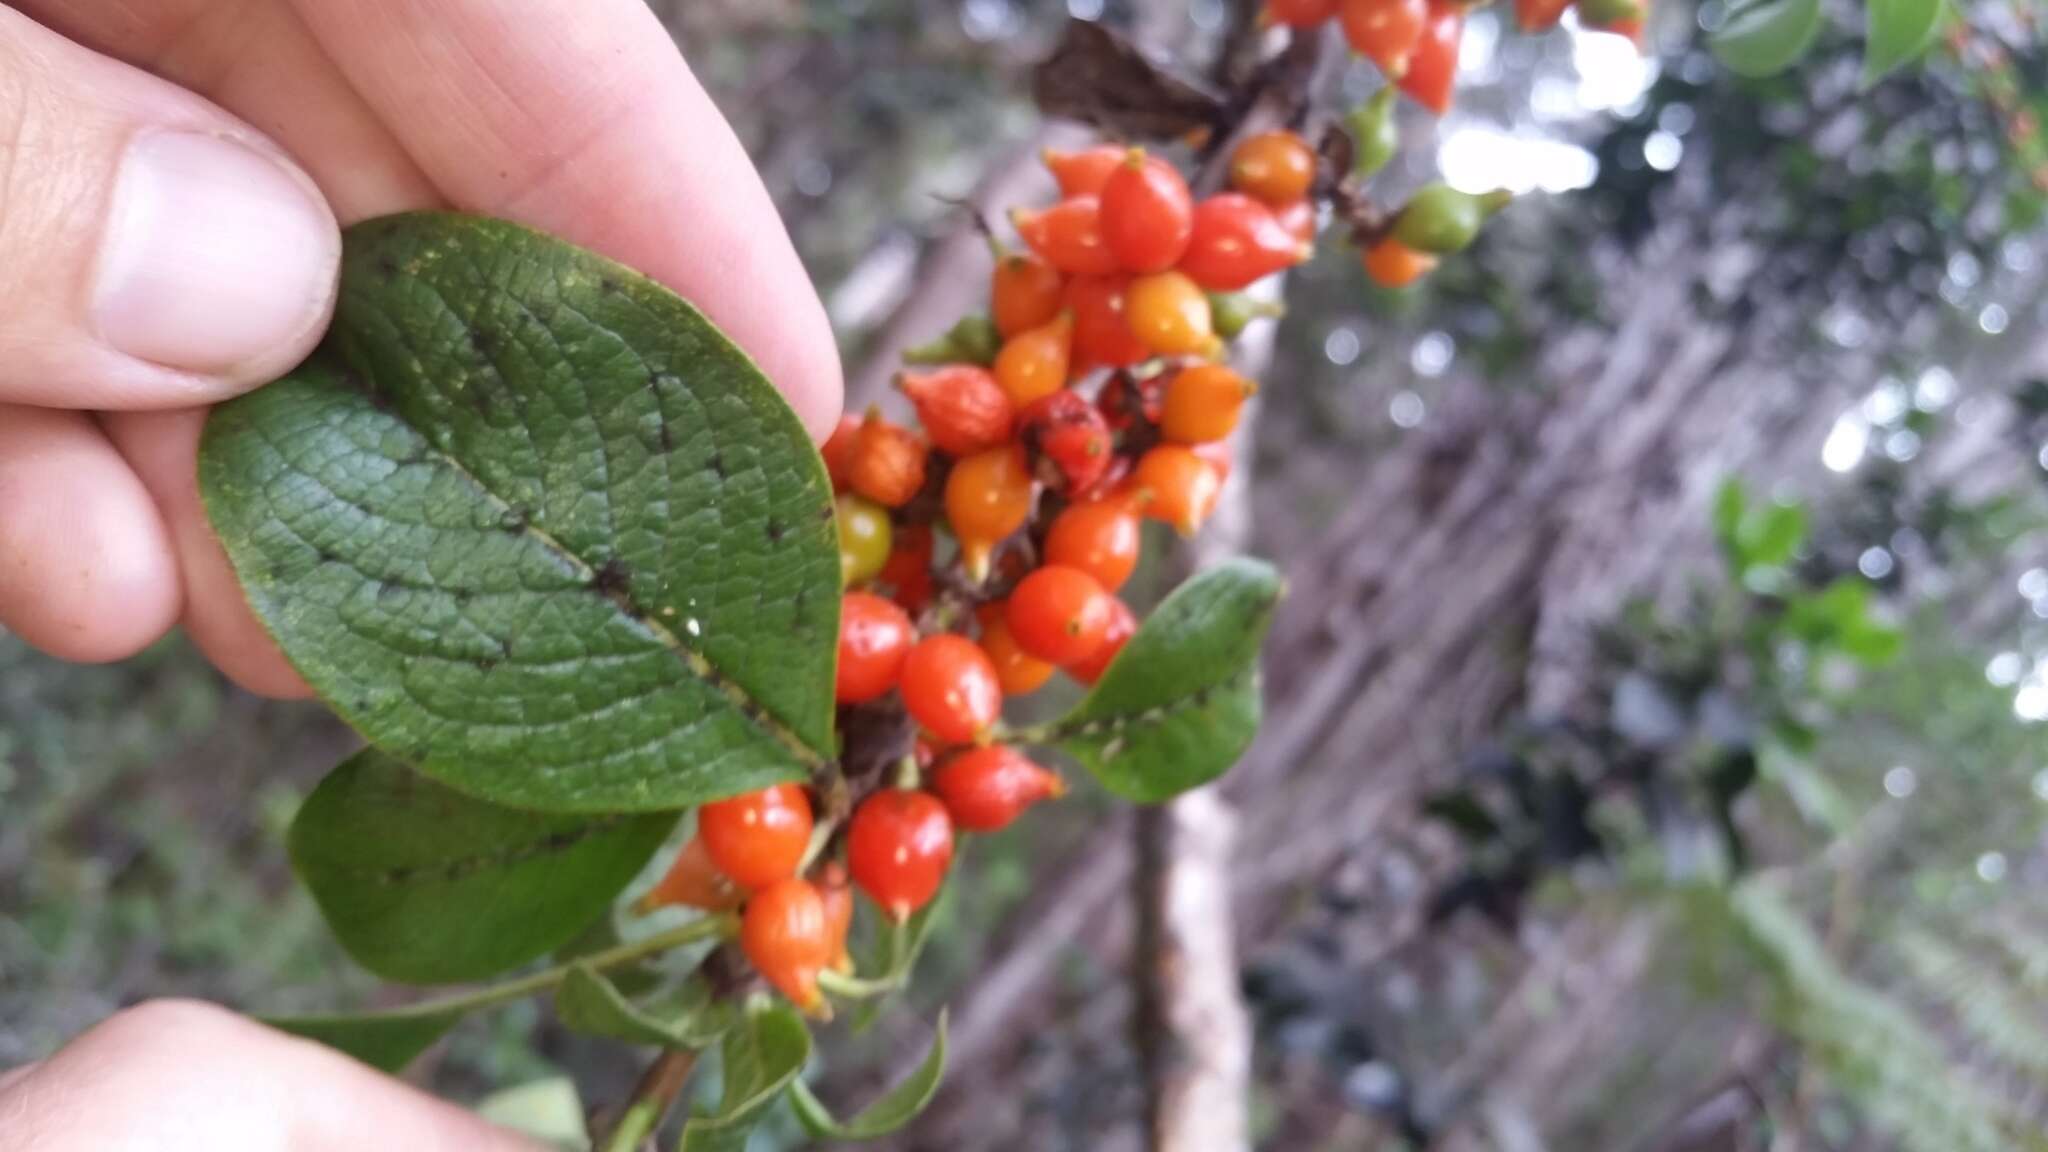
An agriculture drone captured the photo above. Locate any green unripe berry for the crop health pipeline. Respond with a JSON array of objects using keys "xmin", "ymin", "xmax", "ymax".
[
  {"xmin": 836, "ymin": 494, "xmax": 893, "ymax": 586},
  {"xmin": 1390, "ymin": 184, "xmax": 1513, "ymax": 255},
  {"xmin": 1347, "ymin": 87, "xmax": 1399, "ymax": 180}
]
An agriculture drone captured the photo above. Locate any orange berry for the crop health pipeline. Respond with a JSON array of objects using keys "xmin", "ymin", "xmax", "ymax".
[
  {"xmin": 945, "ymin": 444, "xmax": 1035, "ymax": 582},
  {"xmin": 978, "ymin": 603, "xmax": 1057, "ymax": 696},
  {"xmin": 1229, "ymin": 131, "xmax": 1318, "ymax": 206},
  {"xmin": 1397, "ymin": 1, "xmax": 1462, "ymax": 115},
  {"xmin": 1133, "ymin": 445, "xmax": 1222, "ymax": 536},
  {"xmin": 1514, "ymin": 0, "xmax": 1572, "ymax": 29},
  {"xmin": 1191, "ymin": 440, "xmax": 1236, "ymax": 485},
  {"xmin": 1067, "ymin": 596, "xmax": 1138, "ymax": 686},
  {"xmin": 1126, "ymin": 271, "xmax": 1216, "ymax": 357},
  {"xmin": 700, "ymin": 784, "xmax": 814, "ymax": 891},
  {"xmin": 1065, "ymin": 276, "xmax": 1151, "ymax": 371},
  {"xmin": 836, "ymin": 592, "xmax": 917, "ymax": 704},
  {"xmin": 1341, "ymin": 0, "xmax": 1429, "ymax": 77},
  {"xmin": 994, "ymin": 312, "xmax": 1074, "ymax": 407},
  {"xmin": 849, "ymin": 413, "xmax": 928, "ymax": 508},
  {"xmin": 817, "ymin": 861, "xmax": 855, "ymax": 974},
  {"xmin": 847, "ymin": 790, "xmax": 955, "ymax": 922},
  {"xmin": 900, "ymin": 635, "xmax": 1003, "ymax": 745},
  {"xmin": 1046, "ymin": 499, "xmax": 1143, "ymax": 591},
  {"xmin": 1160, "ymin": 363, "xmax": 1257, "ymax": 444},
  {"xmin": 1012, "ymin": 197, "xmax": 1121, "ymax": 278},
  {"xmin": 1100, "ymin": 150, "xmax": 1195, "ymax": 273},
  {"xmin": 1361, "ymin": 236, "xmax": 1438, "ymax": 287},
  {"xmin": 992, "ymin": 252, "xmax": 1066, "ymax": 338},
  {"xmin": 635, "ymin": 836, "xmax": 742, "ymax": 915},
  {"xmin": 1264, "ymin": 0, "xmax": 1341, "ymax": 25},
  {"xmin": 931, "ymin": 746, "xmax": 1066, "ymax": 832},
  {"xmin": 1041, "ymin": 144, "xmax": 1127, "ymax": 197},
  {"xmin": 898, "ymin": 366, "xmax": 1015, "ymax": 456},
  {"xmin": 821, "ymin": 416, "xmax": 862, "ymax": 492},
  {"xmin": 1178, "ymin": 194, "xmax": 1310, "ymax": 291},
  {"xmin": 741, "ymin": 877, "xmax": 833, "ymax": 1013},
  {"xmin": 1007, "ymin": 565, "xmax": 1115, "ymax": 667}
]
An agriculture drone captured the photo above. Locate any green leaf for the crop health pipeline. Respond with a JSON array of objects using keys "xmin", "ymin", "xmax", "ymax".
[
  {"xmin": 556, "ymin": 963, "xmax": 734, "ymax": 1049},
  {"xmin": 1739, "ymin": 501, "xmax": 1808, "ymax": 571},
  {"xmin": 1710, "ymin": 0, "xmax": 1824, "ymax": 78},
  {"xmin": 266, "ymin": 1002, "xmax": 468, "ymax": 1073},
  {"xmin": 1863, "ymin": 0, "xmax": 1945, "ymax": 86},
  {"xmin": 476, "ymin": 1078, "xmax": 590, "ymax": 1151},
  {"xmin": 901, "ymin": 314, "xmax": 1002, "ymax": 367},
  {"xmin": 1045, "ymin": 559, "xmax": 1281, "ymax": 803},
  {"xmin": 789, "ymin": 1011, "xmax": 948, "ymax": 1139},
  {"xmin": 1711, "ymin": 479, "xmax": 1748, "ymax": 561},
  {"xmin": 200, "ymin": 212, "xmax": 840, "ymax": 814},
  {"xmin": 677, "ymin": 1003, "xmax": 812, "ymax": 1152},
  {"xmin": 290, "ymin": 749, "xmax": 673, "ymax": 983}
]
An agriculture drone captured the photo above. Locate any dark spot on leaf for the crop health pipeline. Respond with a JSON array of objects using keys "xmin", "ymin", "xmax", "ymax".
[
  {"xmin": 452, "ymin": 590, "xmax": 472, "ymax": 608},
  {"xmin": 377, "ymin": 582, "xmax": 403, "ymax": 603},
  {"xmin": 708, "ymin": 453, "xmax": 726, "ymax": 478},
  {"xmin": 475, "ymin": 656, "xmax": 501, "ymax": 673},
  {"xmin": 467, "ymin": 328, "xmax": 499, "ymax": 358},
  {"xmin": 592, "ymin": 558, "xmax": 634, "ymax": 601},
  {"xmin": 375, "ymin": 256, "xmax": 400, "ymax": 282},
  {"xmin": 819, "ymin": 504, "xmax": 836, "ymax": 522},
  {"xmin": 766, "ymin": 519, "xmax": 786, "ymax": 543},
  {"xmin": 1191, "ymin": 689, "xmax": 1213, "ymax": 707},
  {"xmin": 500, "ymin": 507, "xmax": 530, "ymax": 533},
  {"xmin": 316, "ymin": 550, "xmax": 338, "ymax": 565},
  {"xmin": 599, "ymin": 276, "xmax": 622, "ymax": 295}
]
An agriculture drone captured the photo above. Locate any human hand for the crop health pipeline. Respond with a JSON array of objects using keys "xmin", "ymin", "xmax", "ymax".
[
  {"xmin": 0, "ymin": 1000, "xmax": 545, "ymax": 1151},
  {"xmin": 0, "ymin": 0, "xmax": 843, "ymax": 696}
]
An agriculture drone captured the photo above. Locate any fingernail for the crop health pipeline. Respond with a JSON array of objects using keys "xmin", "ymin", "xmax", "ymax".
[{"xmin": 94, "ymin": 132, "xmax": 339, "ymax": 375}]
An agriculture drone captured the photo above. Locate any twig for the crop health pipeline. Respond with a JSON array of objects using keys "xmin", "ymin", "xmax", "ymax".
[{"xmin": 598, "ymin": 1048, "xmax": 701, "ymax": 1152}]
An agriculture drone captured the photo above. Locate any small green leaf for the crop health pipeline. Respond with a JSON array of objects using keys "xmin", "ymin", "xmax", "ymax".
[
  {"xmin": 902, "ymin": 314, "xmax": 1002, "ymax": 366},
  {"xmin": 290, "ymin": 749, "xmax": 673, "ymax": 983},
  {"xmin": 200, "ymin": 212, "xmax": 840, "ymax": 814},
  {"xmin": 1046, "ymin": 559, "xmax": 1280, "ymax": 802},
  {"xmin": 1711, "ymin": 479, "xmax": 1748, "ymax": 560},
  {"xmin": 266, "ymin": 1002, "xmax": 468, "ymax": 1073},
  {"xmin": 1863, "ymin": 0, "xmax": 1945, "ymax": 86},
  {"xmin": 1739, "ymin": 501, "xmax": 1808, "ymax": 571},
  {"xmin": 1710, "ymin": 0, "xmax": 1824, "ymax": 78},
  {"xmin": 849, "ymin": 882, "xmax": 951, "ymax": 1033},
  {"xmin": 556, "ymin": 963, "xmax": 734, "ymax": 1049},
  {"xmin": 790, "ymin": 1011, "xmax": 948, "ymax": 1139},
  {"xmin": 476, "ymin": 1078, "xmax": 590, "ymax": 1151},
  {"xmin": 678, "ymin": 1003, "xmax": 812, "ymax": 1152}
]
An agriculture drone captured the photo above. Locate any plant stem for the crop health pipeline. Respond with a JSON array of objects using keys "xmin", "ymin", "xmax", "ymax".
[
  {"xmin": 599, "ymin": 1048, "xmax": 700, "ymax": 1152},
  {"xmin": 818, "ymin": 967, "xmax": 904, "ymax": 1000}
]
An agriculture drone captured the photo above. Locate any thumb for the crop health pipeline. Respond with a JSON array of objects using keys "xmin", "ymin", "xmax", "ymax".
[{"xmin": 0, "ymin": 8, "xmax": 340, "ymax": 410}]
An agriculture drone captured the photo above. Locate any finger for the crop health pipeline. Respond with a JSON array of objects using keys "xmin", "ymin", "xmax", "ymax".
[
  {"xmin": 0, "ymin": 407, "xmax": 181, "ymax": 662},
  {"xmin": 100, "ymin": 410, "xmax": 312, "ymax": 699},
  {"xmin": 288, "ymin": 0, "xmax": 844, "ymax": 441},
  {"xmin": 0, "ymin": 1000, "xmax": 542, "ymax": 1152},
  {"xmin": 15, "ymin": 0, "xmax": 436, "ymax": 222},
  {"xmin": 0, "ymin": 9, "xmax": 341, "ymax": 409}
]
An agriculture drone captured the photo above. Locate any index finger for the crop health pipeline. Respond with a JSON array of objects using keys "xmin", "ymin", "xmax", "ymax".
[{"xmin": 287, "ymin": 0, "xmax": 844, "ymax": 441}]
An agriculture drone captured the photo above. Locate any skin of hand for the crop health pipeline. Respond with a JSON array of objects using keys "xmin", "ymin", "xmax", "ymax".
[
  {"xmin": 0, "ymin": 1, "xmax": 845, "ymax": 1142},
  {"xmin": 0, "ymin": 0, "xmax": 845, "ymax": 698},
  {"xmin": 0, "ymin": 1000, "xmax": 545, "ymax": 1151}
]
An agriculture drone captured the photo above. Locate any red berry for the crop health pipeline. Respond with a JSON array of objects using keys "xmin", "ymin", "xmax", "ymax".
[
  {"xmin": 1097, "ymin": 371, "xmax": 1164, "ymax": 433},
  {"xmin": 849, "ymin": 413, "xmax": 928, "ymax": 509},
  {"xmin": 1018, "ymin": 390, "xmax": 1114, "ymax": 497},
  {"xmin": 932, "ymin": 746, "xmax": 1066, "ymax": 832},
  {"xmin": 1007, "ymin": 565, "xmax": 1114, "ymax": 666},
  {"xmin": 898, "ymin": 365, "xmax": 1015, "ymax": 456},
  {"xmin": 1100, "ymin": 150, "xmax": 1195, "ymax": 273},
  {"xmin": 1065, "ymin": 276, "xmax": 1152, "ymax": 372},
  {"xmin": 1067, "ymin": 596, "xmax": 1137, "ymax": 685},
  {"xmin": 847, "ymin": 790, "xmax": 956, "ymax": 921},
  {"xmin": 1274, "ymin": 198, "xmax": 1318, "ymax": 244},
  {"xmin": 1045, "ymin": 499, "xmax": 1144, "ymax": 591},
  {"xmin": 821, "ymin": 416, "xmax": 861, "ymax": 492},
  {"xmin": 1340, "ymin": 0, "xmax": 1429, "ymax": 77},
  {"xmin": 978, "ymin": 603, "xmax": 1056, "ymax": 696},
  {"xmin": 1229, "ymin": 131, "xmax": 1319, "ymax": 206},
  {"xmin": 1514, "ymin": 0, "xmax": 1572, "ymax": 29},
  {"xmin": 900, "ymin": 634, "xmax": 1003, "ymax": 744},
  {"xmin": 1041, "ymin": 145, "xmax": 1127, "ymax": 197},
  {"xmin": 741, "ymin": 877, "xmax": 833, "ymax": 1013},
  {"xmin": 992, "ymin": 252, "xmax": 1066, "ymax": 338},
  {"xmin": 818, "ymin": 861, "xmax": 855, "ymax": 974},
  {"xmin": 1178, "ymin": 194, "xmax": 1310, "ymax": 291},
  {"xmin": 1263, "ymin": 0, "xmax": 1341, "ymax": 25},
  {"xmin": 700, "ymin": 783, "xmax": 814, "ymax": 891},
  {"xmin": 836, "ymin": 592, "xmax": 917, "ymax": 704},
  {"xmin": 1398, "ymin": 1, "xmax": 1462, "ymax": 115},
  {"xmin": 636, "ymin": 835, "xmax": 743, "ymax": 915},
  {"xmin": 878, "ymin": 522, "xmax": 935, "ymax": 616},
  {"xmin": 1012, "ymin": 197, "xmax": 1122, "ymax": 278}
]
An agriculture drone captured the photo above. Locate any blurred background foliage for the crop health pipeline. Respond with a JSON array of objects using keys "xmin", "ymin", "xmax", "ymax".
[{"xmin": 6, "ymin": 2, "xmax": 2048, "ymax": 1150}]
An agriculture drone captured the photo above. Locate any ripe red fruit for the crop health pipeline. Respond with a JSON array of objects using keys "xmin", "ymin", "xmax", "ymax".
[
  {"xmin": 821, "ymin": 416, "xmax": 861, "ymax": 492},
  {"xmin": 1065, "ymin": 276, "xmax": 1152, "ymax": 371},
  {"xmin": 1340, "ymin": 0, "xmax": 1429, "ymax": 77},
  {"xmin": 878, "ymin": 522, "xmax": 935, "ymax": 616},
  {"xmin": 1007, "ymin": 565, "xmax": 1115, "ymax": 666},
  {"xmin": 847, "ymin": 790, "xmax": 956, "ymax": 921},
  {"xmin": 1019, "ymin": 390, "xmax": 1114, "ymax": 497},
  {"xmin": 1178, "ymin": 194, "xmax": 1310, "ymax": 291},
  {"xmin": 1229, "ymin": 131, "xmax": 1319, "ymax": 206},
  {"xmin": 946, "ymin": 443, "xmax": 1036, "ymax": 582},
  {"xmin": 932, "ymin": 746, "xmax": 1066, "ymax": 832},
  {"xmin": 1133, "ymin": 444, "xmax": 1223, "ymax": 536},
  {"xmin": 1045, "ymin": 499, "xmax": 1143, "ymax": 591},
  {"xmin": 741, "ymin": 877, "xmax": 833, "ymax": 1013},
  {"xmin": 1398, "ymin": 1, "xmax": 1462, "ymax": 115},
  {"xmin": 1012, "ymin": 197, "xmax": 1122, "ymax": 278},
  {"xmin": 992, "ymin": 252, "xmax": 1066, "ymax": 338},
  {"xmin": 1042, "ymin": 145, "xmax": 1127, "ymax": 197},
  {"xmin": 1263, "ymin": 0, "xmax": 1341, "ymax": 25},
  {"xmin": 1100, "ymin": 150, "xmax": 1195, "ymax": 273},
  {"xmin": 1067, "ymin": 596, "xmax": 1138, "ymax": 685},
  {"xmin": 635, "ymin": 836, "xmax": 742, "ymax": 915},
  {"xmin": 1274, "ymin": 198, "xmax": 1317, "ymax": 244},
  {"xmin": 900, "ymin": 634, "xmax": 1004, "ymax": 744},
  {"xmin": 898, "ymin": 366, "xmax": 1015, "ymax": 456},
  {"xmin": 1097, "ymin": 371, "xmax": 1164, "ymax": 433},
  {"xmin": 1513, "ymin": 0, "xmax": 1572, "ymax": 29},
  {"xmin": 978, "ymin": 603, "xmax": 1056, "ymax": 696},
  {"xmin": 700, "ymin": 783, "xmax": 814, "ymax": 891},
  {"xmin": 836, "ymin": 592, "xmax": 917, "ymax": 704},
  {"xmin": 849, "ymin": 414, "xmax": 928, "ymax": 508}
]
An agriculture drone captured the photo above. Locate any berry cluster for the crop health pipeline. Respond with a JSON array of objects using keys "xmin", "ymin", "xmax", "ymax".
[{"xmin": 1270, "ymin": 0, "xmax": 1645, "ymax": 84}]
